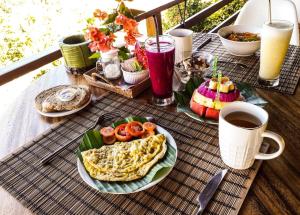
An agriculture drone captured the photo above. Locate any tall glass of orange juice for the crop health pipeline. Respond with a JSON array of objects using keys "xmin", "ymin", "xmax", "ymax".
[{"xmin": 258, "ymin": 20, "xmax": 293, "ymax": 87}]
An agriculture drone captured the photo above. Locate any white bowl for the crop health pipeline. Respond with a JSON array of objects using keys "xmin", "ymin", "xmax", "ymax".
[
  {"xmin": 218, "ymin": 25, "xmax": 261, "ymax": 57},
  {"xmin": 121, "ymin": 68, "xmax": 149, "ymax": 85}
]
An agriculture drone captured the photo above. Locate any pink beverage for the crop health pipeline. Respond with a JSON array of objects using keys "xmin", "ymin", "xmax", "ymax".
[{"xmin": 145, "ymin": 35, "xmax": 175, "ymax": 106}]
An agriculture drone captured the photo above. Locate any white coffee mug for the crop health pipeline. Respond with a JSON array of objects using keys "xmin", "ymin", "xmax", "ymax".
[
  {"xmin": 219, "ymin": 101, "xmax": 285, "ymax": 169},
  {"xmin": 168, "ymin": 28, "xmax": 193, "ymax": 63}
]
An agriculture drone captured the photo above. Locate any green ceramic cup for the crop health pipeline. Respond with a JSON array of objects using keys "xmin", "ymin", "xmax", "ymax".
[{"xmin": 59, "ymin": 34, "xmax": 96, "ymax": 74}]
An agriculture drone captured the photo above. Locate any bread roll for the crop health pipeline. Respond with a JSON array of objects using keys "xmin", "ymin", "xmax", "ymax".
[{"xmin": 35, "ymin": 85, "xmax": 91, "ymax": 113}]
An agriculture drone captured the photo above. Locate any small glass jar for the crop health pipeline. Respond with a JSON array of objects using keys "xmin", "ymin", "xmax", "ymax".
[{"xmin": 97, "ymin": 50, "xmax": 121, "ymax": 80}]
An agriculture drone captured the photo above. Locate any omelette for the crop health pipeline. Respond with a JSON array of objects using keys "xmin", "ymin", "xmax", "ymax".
[{"xmin": 81, "ymin": 134, "xmax": 167, "ymax": 181}]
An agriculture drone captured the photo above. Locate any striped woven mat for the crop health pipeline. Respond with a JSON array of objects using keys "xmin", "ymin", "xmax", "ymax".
[
  {"xmin": 193, "ymin": 33, "xmax": 300, "ymax": 95},
  {"xmin": 0, "ymin": 93, "xmax": 268, "ymax": 215}
]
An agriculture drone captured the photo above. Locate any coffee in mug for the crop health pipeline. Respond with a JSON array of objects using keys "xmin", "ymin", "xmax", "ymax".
[
  {"xmin": 224, "ymin": 111, "xmax": 262, "ymax": 128},
  {"xmin": 219, "ymin": 101, "xmax": 285, "ymax": 169}
]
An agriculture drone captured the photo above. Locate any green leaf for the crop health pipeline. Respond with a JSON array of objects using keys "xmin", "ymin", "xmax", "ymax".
[
  {"xmin": 118, "ymin": 2, "xmax": 134, "ymax": 19},
  {"xmin": 107, "ymin": 23, "xmax": 122, "ymax": 33},
  {"xmin": 174, "ymin": 91, "xmax": 190, "ymax": 106},
  {"xmin": 111, "ymin": 116, "xmax": 148, "ymax": 128},
  {"xmin": 191, "ymin": 75, "xmax": 204, "ymax": 89},
  {"xmin": 174, "ymin": 76, "xmax": 204, "ymax": 105},
  {"xmin": 118, "ymin": 2, "xmax": 126, "ymax": 14},
  {"xmin": 126, "ymin": 116, "xmax": 148, "ymax": 123},
  {"xmin": 86, "ymin": 17, "xmax": 95, "ymax": 25},
  {"xmin": 118, "ymin": 46, "xmax": 130, "ymax": 61},
  {"xmin": 119, "ymin": 46, "xmax": 130, "ymax": 53},
  {"xmin": 99, "ymin": 27, "xmax": 110, "ymax": 35},
  {"xmin": 123, "ymin": 10, "xmax": 134, "ymax": 19},
  {"xmin": 103, "ymin": 12, "xmax": 118, "ymax": 25},
  {"xmin": 89, "ymin": 52, "xmax": 101, "ymax": 59},
  {"xmin": 77, "ymin": 130, "xmax": 103, "ymax": 161},
  {"xmin": 237, "ymin": 82, "xmax": 268, "ymax": 106},
  {"xmin": 185, "ymin": 76, "xmax": 202, "ymax": 97}
]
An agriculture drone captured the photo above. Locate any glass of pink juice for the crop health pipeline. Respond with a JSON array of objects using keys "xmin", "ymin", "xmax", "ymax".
[{"xmin": 145, "ymin": 35, "xmax": 175, "ymax": 106}]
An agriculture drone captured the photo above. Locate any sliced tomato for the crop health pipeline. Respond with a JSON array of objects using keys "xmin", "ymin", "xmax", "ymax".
[
  {"xmin": 125, "ymin": 121, "xmax": 145, "ymax": 137},
  {"xmin": 190, "ymin": 99, "xmax": 207, "ymax": 117},
  {"xmin": 143, "ymin": 122, "xmax": 156, "ymax": 131},
  {"xmin": 115, "ymin": 123, "xmax": 132, "ymax": 142},
  {"xmin": 205, "ymin": 108, "xmax": 220, "ymax": 120},
  {"xmin": 103, "ymin": 135, "xmax": 116, "ymax": 145},
  {"xmin": 141, "ymin": 130, "xmax": 155, "ymax": 138},
  {"xmin": 100, "ymin": 127, "xmax": 115, "ymax": 137}
]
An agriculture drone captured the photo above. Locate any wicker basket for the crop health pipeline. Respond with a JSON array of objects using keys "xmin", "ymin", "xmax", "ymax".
[{"xmin": 59, "ymin": 34, "xmax": 96, "ymax": 75}]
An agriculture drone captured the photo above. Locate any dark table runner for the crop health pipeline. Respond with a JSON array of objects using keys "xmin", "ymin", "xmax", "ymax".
[
  {"xmin": 0, "ymin": 93, "xmax": 268, "ymax": 215},
  {"xmin": 193, "ymin": 33, "xmax": 300, "ymax": 95}
]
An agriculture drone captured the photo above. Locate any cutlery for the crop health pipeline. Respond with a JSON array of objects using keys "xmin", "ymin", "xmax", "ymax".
[
  {"xmin": 195, "ymin": 38, "xmax": 212, "ymax": 51},
  {"xmin": 41, "ymin": 111, "xmax": 120, "ymax": 165},
  {"xmin": 196, "ymin": 169, "xmax": 228, "ymax": 215},
  {"xmin": 146, "ymin": 116, "xmax": 191, "ymax": 139},
  {"xmin": 218, "ymin": 60, "xmax": 248, "ymax": 69}
]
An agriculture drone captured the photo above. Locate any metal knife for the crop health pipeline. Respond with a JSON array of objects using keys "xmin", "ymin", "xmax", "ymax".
[{"xmin": 196, "ymin": 169, "xmax": 228, "ymax": 215}]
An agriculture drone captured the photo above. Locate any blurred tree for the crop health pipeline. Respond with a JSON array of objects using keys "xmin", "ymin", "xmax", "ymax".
[
  {"xmin": 163, "ymin": 0, "xmax": 246, "ymax": 32},
  {"xmin": 0, "ymin": 0, "xmax": 245, "ymax": 77},
  {"xmin": 0, "ymin": 2, "xmax": 31, "ymax": 66}
]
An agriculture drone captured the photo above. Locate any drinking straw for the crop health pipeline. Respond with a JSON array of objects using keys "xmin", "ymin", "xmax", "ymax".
[
  {"xmin": 212, "ymin": 56, "xmax": 218, "ymax": 78},
  {"xmin": 268, "ymin": 0, "xmax": 272, "ymax": 24},
  {"xmin": 215, "ymin": 70, "xmax": 222, "ymax": 103},
  {"xmin": 177, "ymin": 0, "xmax": 187, "ymax": 27},
  {"xmin": 153, "ymin": 15, "xmax": 160, "ymax": 52}
]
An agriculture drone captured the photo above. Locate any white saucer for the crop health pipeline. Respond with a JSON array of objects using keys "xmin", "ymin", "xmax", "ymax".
[{"xmin": 36, "ymin": 96, "xmax": 92, "ymax": 118}]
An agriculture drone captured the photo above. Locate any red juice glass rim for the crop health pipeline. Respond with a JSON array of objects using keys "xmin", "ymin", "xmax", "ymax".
[{"xmin": 145, "ymin": 35, "xmax": 175, "ymax": 52}]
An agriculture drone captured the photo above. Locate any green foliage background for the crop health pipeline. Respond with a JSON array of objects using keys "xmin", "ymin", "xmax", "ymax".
[
  {"xmin": 163, "ymin": 0, "xmax": 246, "ymax": 32},
  {"xmin": 0, "ymin": 0, "xmax": 245, "ymax": 76}
]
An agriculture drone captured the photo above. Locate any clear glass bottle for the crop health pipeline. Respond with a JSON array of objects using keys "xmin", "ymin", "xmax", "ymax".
[{"xmin": 97, "ymin": 50, "xmax": 121, "ymax": 80}]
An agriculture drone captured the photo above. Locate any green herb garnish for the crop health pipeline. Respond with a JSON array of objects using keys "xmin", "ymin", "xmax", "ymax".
[
  {"xmin": 132, "ymin": 60, "xmax": 143, "ymax": 72},
  {"xmin": 212, "ymin": 56, "xmax": 218, "ymax": 78}
]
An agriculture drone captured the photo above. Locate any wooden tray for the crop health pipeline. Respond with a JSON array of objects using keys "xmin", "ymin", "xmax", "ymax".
[{"xmin": 83, "ymin": 68, "xmax": 150, "ymax": 98}]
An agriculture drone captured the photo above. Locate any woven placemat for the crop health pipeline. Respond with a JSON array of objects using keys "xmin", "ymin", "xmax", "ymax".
[
  {"xmin": 193, "ymin": 33, "xmax": 300, "ymax": 95},
  {"xmin": 0, "ymin": 93, "xmax": 268, "ymax": 215}
]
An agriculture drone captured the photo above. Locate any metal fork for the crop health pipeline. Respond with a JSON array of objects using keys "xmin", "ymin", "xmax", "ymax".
[
  {"xmin": 146, "ymin": 116, "xmax": 191, "ymax": 139},
  {"xmin": 41, "ymin": 111, "xmax": 120, "ymax": 165}
]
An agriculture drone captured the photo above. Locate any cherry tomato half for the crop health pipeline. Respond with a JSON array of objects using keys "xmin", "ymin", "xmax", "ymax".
[
  {"xmin": 103, "ymin": 135, "xmax": 116, "ymax": 145},
  {"xmin": 100, "ymin": 127, "xmax": 115, "ymax": 137},
  {"xmin": 143, "ymin": 122, "xmax": 156, "ymax": 131},
  {"xmin": 125, "ymin": 121, "xmax": 145, "ymax": 137},
  {"xmin": 141, "ymin": 130, "xmax": 155, "ymax": 138},
  {"xmin": 114, "ymin": 124, "xmax": 132, "ymax": 142}
]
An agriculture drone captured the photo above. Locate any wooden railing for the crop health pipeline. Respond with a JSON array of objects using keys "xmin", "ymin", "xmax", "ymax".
[{"xmin": 0, "ymin": 0, "xmax": 240, "ymax": 86}]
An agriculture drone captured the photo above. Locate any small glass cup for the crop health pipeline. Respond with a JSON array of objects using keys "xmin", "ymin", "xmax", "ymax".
[
  {"xmin": 145, "ymin": 35, "xmax": 175, "ymax": 106},
  {"xmin": 258, "ymin": 20, "xmax": 293, "ymax": 87},
  {"xmin": 99, "ymin": 50, "xmax": 121, "ymax": 80}
]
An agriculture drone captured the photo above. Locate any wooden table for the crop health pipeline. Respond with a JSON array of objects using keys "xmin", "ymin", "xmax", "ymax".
[{"xmin": 0, "ymin": 66, "xmax": 299, "ymax": 215}]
